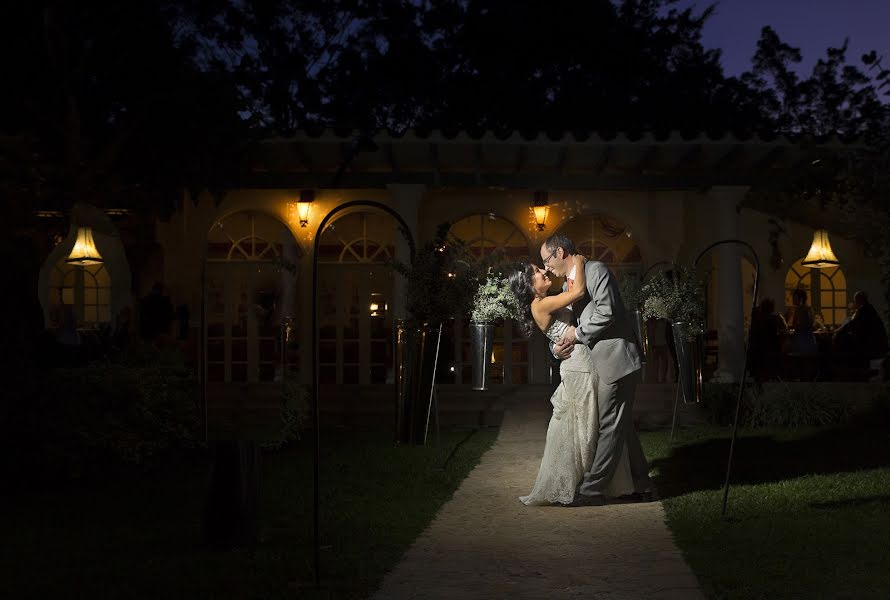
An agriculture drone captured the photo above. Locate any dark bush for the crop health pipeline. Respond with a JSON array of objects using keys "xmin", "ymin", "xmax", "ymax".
[
  {"xmin": 702, "ymin": 382, "xmax": 850, "ymax": 429},
  {"xmin": 6, "ymin": 363, "xmax": 200, "ymax": 482}
]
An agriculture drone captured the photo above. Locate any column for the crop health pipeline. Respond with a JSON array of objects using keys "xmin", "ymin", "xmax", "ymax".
[
  {"xmin": 710, "ymin": 186, "xmax": 749, "ymax": 382},
  {"xmin": 385, "ymin": 184, "xmax": 424, "ymax": 322}
]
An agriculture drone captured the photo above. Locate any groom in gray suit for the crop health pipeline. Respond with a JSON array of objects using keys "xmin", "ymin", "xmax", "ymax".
[{"xmin": 541, "ymin": 233, "xmax": 653, "ymax": 504}]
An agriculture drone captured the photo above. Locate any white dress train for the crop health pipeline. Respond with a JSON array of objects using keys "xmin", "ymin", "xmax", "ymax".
[{"xmin": 520, "ymin": 308, "xmax": 635, "ymax": 506}]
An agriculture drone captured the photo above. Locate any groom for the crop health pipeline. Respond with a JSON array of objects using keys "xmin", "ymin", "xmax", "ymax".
[{"xmin": 541, "ymin": 233, "xmax": 653, "ymax": 504}]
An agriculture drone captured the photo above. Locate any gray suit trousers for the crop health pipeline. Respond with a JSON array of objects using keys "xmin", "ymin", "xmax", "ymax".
[{"xmin": 578, "ymin": 369, "xmax": 651, "ymax": 496}]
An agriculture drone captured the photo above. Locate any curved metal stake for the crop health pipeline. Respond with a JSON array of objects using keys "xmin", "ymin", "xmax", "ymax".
[
  {"xmin": 423, "ymin": 322, "xmax": 443, "ymax": 445},
  {"xmin": 311, "ymin": 201, "xmax": 415, "ymax": 586},
  {"xmin": 693, "ymin": 239, "xmax": 759, "ymax": 519},
  {"xmin": 669, "ymin": 381, "xmax": 681, "ymax": 444}
]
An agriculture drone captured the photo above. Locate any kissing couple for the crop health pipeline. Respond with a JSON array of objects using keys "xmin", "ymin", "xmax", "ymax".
[{"xmin": 508, "ymin": 233, "xmax": 654, "ymax": 506}]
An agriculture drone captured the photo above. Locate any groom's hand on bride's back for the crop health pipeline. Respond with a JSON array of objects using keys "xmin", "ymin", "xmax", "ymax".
[{"xmin": 554, "ymin": 334, "xmax": 575, "ymax": 359}]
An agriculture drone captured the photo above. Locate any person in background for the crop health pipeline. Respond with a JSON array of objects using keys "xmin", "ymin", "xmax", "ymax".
[
  {"xmin": 786, "ymin": 288, "xmax": 817, "ymax": 356},
  {"xmin": 749, "ymin": 297, "xmax": 788, "ymax": 379},
  {"xmin": 834, "ymin": 291, "xmax": 889, "ymax": 365}
]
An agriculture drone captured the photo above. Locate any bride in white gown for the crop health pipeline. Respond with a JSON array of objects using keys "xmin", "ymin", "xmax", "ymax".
[{"xmin": 509, "ymin": 257, "xmax": 636, "ymax": 506}]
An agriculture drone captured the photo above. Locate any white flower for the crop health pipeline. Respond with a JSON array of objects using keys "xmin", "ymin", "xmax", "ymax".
[{"xmin": 470, "ymin": 274, "xmax": 522, "ymax": 323}]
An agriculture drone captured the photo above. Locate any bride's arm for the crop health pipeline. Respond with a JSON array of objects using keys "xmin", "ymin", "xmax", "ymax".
[{"xmin": 533, "ymin": 255, "xmax": 587, "ymax": 316}]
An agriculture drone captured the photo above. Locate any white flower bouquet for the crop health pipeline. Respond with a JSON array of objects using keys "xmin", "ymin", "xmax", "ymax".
[{"xmin": 470, "ymin": 273, "xmax": 522, "ymax": 323}]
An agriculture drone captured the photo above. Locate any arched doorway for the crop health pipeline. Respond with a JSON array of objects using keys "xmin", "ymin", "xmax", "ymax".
[
  {"xmin": 202, "ymin": 210, "xmax": 302, "ymax": 440},
  {"xmin": 448, "ymin": 214, "xmax": 533, "ymax": 384},
  {"xmin": 316, "ymin": 209, "xmax": 399, "ymax": 384},
  {"xmin": 204, "ymin": 211, "xmax": 301, "ymax": 385}
]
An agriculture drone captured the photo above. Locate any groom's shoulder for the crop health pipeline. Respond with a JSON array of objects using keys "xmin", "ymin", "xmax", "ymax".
[{"xmin": 585, "ymin": 260, "xmax": 610, "ymax": 276}]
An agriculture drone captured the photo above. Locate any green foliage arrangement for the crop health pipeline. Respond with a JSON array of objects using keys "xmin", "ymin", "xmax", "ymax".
[
  {"xmin": 617, "ymin": 271, "xmax": 644, "ymax": 311},
  {"xmin": 391, "ymin": 222, "xmax": 480, "ymax": 327}
]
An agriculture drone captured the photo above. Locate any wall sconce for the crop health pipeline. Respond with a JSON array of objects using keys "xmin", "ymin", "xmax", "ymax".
[
  {"xmin": 801, "ymin": 229, "xmax": 840, "ymax": 268},
  {"xmin": 533, "ymin": 190, "xmax": 549, "ymax": 231},
  {"xmin": 66, "ymin": 226, "xmax": 103, "ymax": 265},
  {"xmin": 292, "ymin": 189, "xmax": 314, "ymax": 228}
]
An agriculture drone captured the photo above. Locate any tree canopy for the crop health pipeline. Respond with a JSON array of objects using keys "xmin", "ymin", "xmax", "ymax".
[{"xmin": 2, "ymin": 0, "xmax": 888, "ymax": 213}]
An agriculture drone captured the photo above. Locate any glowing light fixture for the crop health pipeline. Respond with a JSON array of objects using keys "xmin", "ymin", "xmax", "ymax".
[
  {"xmin": 369, "ymin": 292, "xmax": 387, "ymax": 317},
  {"xmin": 66, "ymin": 227, "xmax": 103, "ymax": 265},
  {"xmin": 533, "ymin": 190, "xmax": 549, "ymax": 231},
  {"xmin": 293, "ymin": 189, "xmax": 314, "ymax": 228},
  {"xmin": 801, "ymin": 229, "xmax": 840, "ymax": 268}
]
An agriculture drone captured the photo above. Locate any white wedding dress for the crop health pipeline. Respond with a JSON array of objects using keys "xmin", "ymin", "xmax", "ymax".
[{"xmin": 520, "ymin": 308, "xmax": 636, "ymax": 506}]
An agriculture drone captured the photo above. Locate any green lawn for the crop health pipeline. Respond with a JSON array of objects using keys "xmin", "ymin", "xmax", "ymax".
[
  {"xmin": 640, "ymin": 416, "xmax": 890, "ymax": 599},
  {"xmin": 1, "ymin": 427, "xmax": 499, "ymax": 599}
]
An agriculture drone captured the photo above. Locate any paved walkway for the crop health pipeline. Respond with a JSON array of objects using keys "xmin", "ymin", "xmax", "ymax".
[{"xmin": 372, "ymin": 395, "xmax": 704, "ymax": 600}]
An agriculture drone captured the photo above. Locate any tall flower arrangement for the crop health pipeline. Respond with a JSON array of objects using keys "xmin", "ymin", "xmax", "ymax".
[
  {"xmin": 640, "ymin": 265, "xmax": 706, "ymax": 340},
  {"xmin": 470, "ymin": 272, "xmax": 522, "ymax": 323}
]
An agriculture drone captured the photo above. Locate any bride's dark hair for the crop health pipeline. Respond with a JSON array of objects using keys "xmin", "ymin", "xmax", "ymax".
[{"xmin": 508, "ymin": 263, "xmax": 538, "ymax": 338}]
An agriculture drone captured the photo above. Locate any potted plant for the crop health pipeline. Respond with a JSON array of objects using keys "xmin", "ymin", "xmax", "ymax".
[
  {"xmin": 390, "ymin": 223, "xmax": 478, "ymax": 444},
  {"xmin": 641, "ymin": 265, "xmax": 706, "ymax": 403},
  {"xmin": 469, "ymin": 271, "xmax": 522, "ymax": 390}
]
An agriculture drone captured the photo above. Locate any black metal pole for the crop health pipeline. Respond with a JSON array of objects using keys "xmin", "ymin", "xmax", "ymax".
[
  {"xmin": 692, "ymin": 239, "xmax": 760, "ymax": 519},
  {"xmin": 310, "ymin": 200, "xmax": 415, "ymax": 586}
]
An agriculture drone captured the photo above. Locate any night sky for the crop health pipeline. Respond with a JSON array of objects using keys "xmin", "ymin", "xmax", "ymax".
[{"xmin": 678, "ymin": 0, "xmax": 890, "ymax": 76}]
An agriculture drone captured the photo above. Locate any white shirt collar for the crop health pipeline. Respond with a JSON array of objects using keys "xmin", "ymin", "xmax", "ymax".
[{"xmin": 567, "ymin": 265, "xmax": 577, "ymax": 281}]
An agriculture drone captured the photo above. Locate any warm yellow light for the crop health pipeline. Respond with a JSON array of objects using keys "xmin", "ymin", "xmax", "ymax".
[
  {"xmin": 801, "ymin": 229, "xmax": 840, "ymax": 268},
  {"xmin": 290, "ymin": 189, "xmax": 314, "ymax": 228},
  {"xmin": 66, "ymin": 227, "xmax": 103, "ymax": 265},
  {"xmin": 533, "ymin": 190, "xmax": 549, "ymax": 231}
]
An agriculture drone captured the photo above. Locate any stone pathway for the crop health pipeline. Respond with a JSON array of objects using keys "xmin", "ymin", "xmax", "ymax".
[{"xmin": 372, "ymin": 394, "xmax": 704, "ymax": 600}]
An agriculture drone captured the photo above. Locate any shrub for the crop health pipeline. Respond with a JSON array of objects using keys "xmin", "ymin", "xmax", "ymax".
[
  {"xmin": 748, "ymin": 383, "xmax": 851, "ymax": 428},
  {"xmin": 702, "ymin": 382, "xmax": 850, "ymax": 428},
  {"xmin": 7, "ymin": 364, "xmax": 200, "ymax": 481}
]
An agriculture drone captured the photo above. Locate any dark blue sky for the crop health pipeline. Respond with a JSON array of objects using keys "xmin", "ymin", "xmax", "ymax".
[{"xmin": 678, "ymin": 0, "xmax": 890, "ymax": 76}]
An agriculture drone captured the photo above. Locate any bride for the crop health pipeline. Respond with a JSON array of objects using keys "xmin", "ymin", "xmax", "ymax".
[{"xmin": 509, "ymin": 256, "xmax": 636, "ymax": 506}]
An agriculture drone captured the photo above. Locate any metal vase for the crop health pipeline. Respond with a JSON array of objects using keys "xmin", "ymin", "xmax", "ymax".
[
  {"xmin": 470, "ymin": 322, "xmax": 494, "ymax": 391},
  {"xmin": 671, "ymin": 321, "xmax": 703, "ymax": 404},
  {"xmin": 394, "ymin": 320, "xmax": 437, "ymax": 445},
  {"xmin": 631, "ymin": 309, "xmax": 647, "ymax": 364}
]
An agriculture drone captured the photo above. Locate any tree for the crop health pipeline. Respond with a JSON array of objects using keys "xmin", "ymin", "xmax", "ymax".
[
  {"xmin": 183, "ymin": 0, "xmax": 769, "ymax": 135},
  {"xmin": 740, "ymin": 26, "xmax": 890, "ymax": 321},
  {"xmin": 0, "ymin": 1, "xmax": 248, "ymax": 220}
]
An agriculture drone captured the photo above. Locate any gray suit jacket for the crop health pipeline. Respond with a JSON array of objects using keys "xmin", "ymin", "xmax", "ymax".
[{"xmin": 570, "ymin": 261, "xmax": 642, "ymax": 384}]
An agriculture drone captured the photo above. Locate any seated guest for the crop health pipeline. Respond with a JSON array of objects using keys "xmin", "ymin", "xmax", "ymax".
[
  {"xmin": 786, "ymin": 288, "xmax": 817, "ymax": 356},
  {"xmin": 834, "ymin": 291, "xmax": 889, "ymax": 363}
]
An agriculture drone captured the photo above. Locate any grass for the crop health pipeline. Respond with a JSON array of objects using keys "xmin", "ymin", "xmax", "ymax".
[
  {"xmin": 0, "ymin": 426, "xmax": 499, "ymax": 599},
  {"xmin": 640, "ymin": 412, "xmax": 890, "ymax": 599}
]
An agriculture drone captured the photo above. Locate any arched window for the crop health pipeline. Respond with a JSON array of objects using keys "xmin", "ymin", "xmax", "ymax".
[
  {"xmin": 204, "ymin": 212, "xmax": 296, "ymax": 384},
  {"xmin": 555, "ymin": 214, "xmax": 641, "ymax": 268},
  {"xmin": 318, "ymin": 211, "xmax": 395, "ymax": 264},
  {"xmin": 207, "ymin": 212, "xmax": 283, "ymax": 262},
  {"xmin": 50, "ymin": 262, "xmax": 112, "ymax": 326},
  {"xmin": 316, "ymin": 210, "xmax": 399, "ymax": 384},
  {"xmin": 784, "ymin": 259, "xmax": 847, "ymax": 327},
  {"xmin": 448, "ymin": 214, "xmax": 530, "ymax": 260}
]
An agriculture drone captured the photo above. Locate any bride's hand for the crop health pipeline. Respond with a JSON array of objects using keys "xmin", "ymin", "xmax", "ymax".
[{"xmin": 572, "ymin": 254, "xmax": 587, "ymax": 271}]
